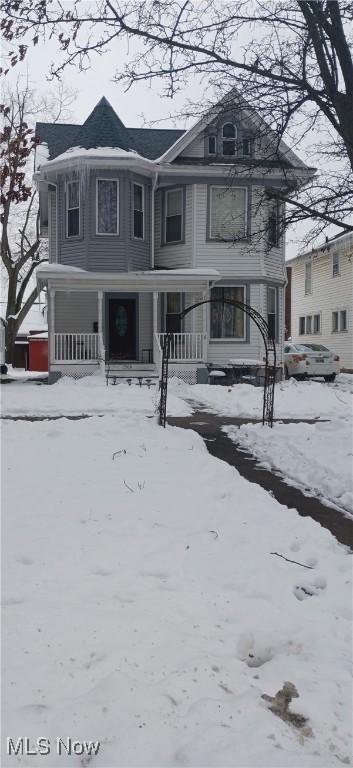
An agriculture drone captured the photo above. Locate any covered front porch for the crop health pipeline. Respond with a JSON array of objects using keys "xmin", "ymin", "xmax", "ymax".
[{"xmin": 37, "ymin": 267, "xmax": 219, "ymax": 381}]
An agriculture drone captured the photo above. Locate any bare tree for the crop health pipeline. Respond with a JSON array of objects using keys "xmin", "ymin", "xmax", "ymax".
[
  {"xmin": 1, "ymin": 1, "xmax": 352, "ymax": 240},
  {"xmin": 0, "ymin": 79, "xmax": 75, "ymax": 365}
]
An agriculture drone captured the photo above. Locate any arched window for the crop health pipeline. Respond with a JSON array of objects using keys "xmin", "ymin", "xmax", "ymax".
[{"xmin": 222, "ymin": 123, "xmax": 237, "ymax": 156}]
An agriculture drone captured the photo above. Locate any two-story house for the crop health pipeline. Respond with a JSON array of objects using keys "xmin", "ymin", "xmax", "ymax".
[
  {"xmin": 287, "ymin": 231, "xmax": 353, "ymax": 371},
  {"xmin": 35, "ymin": 94, "xmax": 313, "ymax": 383}
]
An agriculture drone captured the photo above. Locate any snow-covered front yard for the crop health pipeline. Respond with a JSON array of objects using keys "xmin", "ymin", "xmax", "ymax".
[{"xmin": 2, "ymin": 377, "xmax": 352, "ymax": 767}]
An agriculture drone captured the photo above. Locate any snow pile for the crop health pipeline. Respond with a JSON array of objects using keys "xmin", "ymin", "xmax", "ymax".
[
  {"xmin": 1, "ymin": 374, "xmax": 191, "ymax": 418},
  {"xmin": 169, "ymin": 377, "xmax": 352, "ymax": 419},
  {"xmin": 226, "ymin": 419, "xmax": 353, "ymax": 515},
  {"xmin": 2, "ymin": 391, "xmax": 352, "ymax": 766}
]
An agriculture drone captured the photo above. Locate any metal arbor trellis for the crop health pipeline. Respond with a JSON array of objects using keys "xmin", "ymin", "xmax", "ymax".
[{"xmin": 158, "ymin": 299, "xmax": 277, "ymax": 428}]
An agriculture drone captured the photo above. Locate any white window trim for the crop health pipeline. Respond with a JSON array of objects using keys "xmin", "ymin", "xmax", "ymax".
[
  {"xmin": 313, "ymin": 313, "xmax": 321, "ymax": 334},
  {"xmin": 332, "ymin": 252, "xmax": 340, "ymax": 277},
  {"xmin": 210, "ymin": 284, "xmax": 246, "ymax": 342},
  {"xmin": 332, "ymin": 308, "xmax": 348, "ymax": 332},
  {"xmin": 164, "ymin": 187, "xmax": 183, "ymax": 244},
  {"xmin": 66, "ymin": 180, "xmax": 80, "ymax": 239},
  {"xmin": 209, "ymin": 185, "xmax": 248, "ymax": 241},
  {"xmin": 221, "ymin": 122, "xmax": 237, "ymax": 156},
  {"xmin": 96, "ymin": 178, "xmax": 119, "ymax": 236},
  {"xmin": 304, "ymin": 260, "xmax": 312, "ymax": 295},
  {"xmin": 133, "ymin": 182, "xmax": 144, "ymax": 240}
]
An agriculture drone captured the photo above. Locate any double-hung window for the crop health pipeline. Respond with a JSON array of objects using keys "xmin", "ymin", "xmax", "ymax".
[
  {"xmin": 268, "ymin": 200, "xmax": 280, "ymax": 247},
  {"xmin": 133, "ymin": 183, "xmax": 144, "ymax": 239},
  {"xmin": 96, "ymin": 179, "xmax": 119, "ymax": 235},
  {"xmin": 242, "ymin": 138, "xmax": 252, "ymax": 157},
  {"xmin": 208, "ymin": 136, "xmax": 217, "ymax": 155},
  {"xmin": 165, "ymin": 188, "xmax": 183, "ymax": 243},
  {"xmin": 304, "ymin": 261, "xmax": 312, "ymax": 294},
  {"xmin": 332, "ymin": 252, "xmax": 340, "ymax": 277},
  {"xmin": 267, "ymin": 286, "xmax": 277, "ymax": 340},
  {"xmin": 306, "ymin": 315, "xmax": 312, "ymax": 334},
  {"xmin": 165, "ymin": 293, "xmax": 182, "ymax": 334},
  {"xmin": 66, "ymin": 180, "xmax": 80, "ymax": 238},
  {"xmin": 210, "ymin": 186, "xmax": 247, "ymax": 240},
  {"xmin": 333, "ymin": 310, "xmax": 347, "ymax": 332},
  {"xmin": 313, "ymin": 314, "xmax": 321, "ymax": 333},
  {"xmin": 222, "ymin": 123, "xmax": 237, "ymax": 156},
  {"xmin": 210, "ymin": 286, "xmax": 245, "ymax": 339},
  {"xmin": 340, "ymin": 310, "xmax": 347, "ymax": 331},
  {"xmin": 299, "ymin": 316, "xmax": 305, "ymax": 335}
]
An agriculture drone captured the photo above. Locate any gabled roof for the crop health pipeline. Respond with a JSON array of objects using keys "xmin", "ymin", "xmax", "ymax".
[
  {"xmin": 36, "ymin": 97, "xmax": 185, "ymax": 162},
  {"xmin": 286, "ymin": 230, "xmax": 353, "ymax": 265}
]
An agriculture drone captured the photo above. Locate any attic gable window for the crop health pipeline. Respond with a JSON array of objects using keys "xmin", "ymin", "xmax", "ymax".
[
  {"xmin": 242, "ymin": 138, "xmax": 252, "ymax": 158},
  {"xmin": 208, "ymin": 136, "xmax": 217, "ymax": 155},
  {"xmin": 210, "ymin": 186, "xmax": 247, "ymax": 240},
  {"xmin": 222, "ymin": 123, "xmax": 237, "ymax": 156},
  {"xmin": 66, "ymin": 180, "xmax": 80, "ymax": 238},
  {"xmin": 96, "ymin": 179, "xmax": 119, "ymax": 235}
]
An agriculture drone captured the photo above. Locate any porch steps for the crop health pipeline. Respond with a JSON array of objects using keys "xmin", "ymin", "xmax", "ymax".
[{"xmin": 105, "ymin": 361, "xmax": 159, "ymax": 387}]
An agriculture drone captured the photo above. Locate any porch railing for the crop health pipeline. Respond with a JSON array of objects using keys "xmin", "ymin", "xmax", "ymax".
[
  {"xmin": 54, "ymin": 333, "xmax": 99, "ymax": 362},
  {"xmin": 157, "ymin": 333, "xmax": 203, "ymax": 361}
]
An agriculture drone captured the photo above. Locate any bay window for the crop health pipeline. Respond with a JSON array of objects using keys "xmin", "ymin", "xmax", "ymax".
[
  {"xmin": 210, "ymin": 286, "xmax": 245, "ymax": 339},
  {"xmin": 210, "ymin": 186, "xmax": 247, "ymax": 240},
  {"xmin": 165, "ymin": 188, "xmax": 183, "ymax": 243},
  {"xmin": 133, "ymin": 183, "xmax": 144, "ymax": 239},
  {"xmin": 96, "ymin": 179, "xmax": 119, "ymax": 234},
  {"xmin": 66, "ymin": 180, "xmax": 80, "ymax": 238}
]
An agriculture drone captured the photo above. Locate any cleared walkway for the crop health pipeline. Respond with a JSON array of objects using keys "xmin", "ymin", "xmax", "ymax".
[{"xmin": 168, "ymin": 411, "xmax": 353, "ymax": 550}]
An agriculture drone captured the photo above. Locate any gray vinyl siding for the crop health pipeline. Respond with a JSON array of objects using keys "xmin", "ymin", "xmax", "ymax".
[
  {"xmin": 48, "ymin": 189, "xmax": 57, "ymax": 262},
  {"xmin": 56, "ymin": 169, "xmax": 151, "ymax": 271},
  {"xmin": 55, "ymin": 292, "xmax": 98, "ymax": 333},
  {"xmin": 154, "ymin": 186, "xmax": 193, "ymax": 268},
  {"xmin": 180, "ymin": 135, "xmax": 204, "ymax": 158}
]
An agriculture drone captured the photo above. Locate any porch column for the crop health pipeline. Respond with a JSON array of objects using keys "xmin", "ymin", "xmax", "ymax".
[
  {"xmin": 152, "ymin": 291, "xmax": 159, "ymax": 366},
  {"xmin": 202, "ymin": 289, "xmax": 208, "ymax": 362},
  {"xmin": 49, "ymin": 288, "xmax": 55, "ymax": 363},
  {"xmin": 98, "ymin": 290, "xmax": 105, "ymax": 373}
]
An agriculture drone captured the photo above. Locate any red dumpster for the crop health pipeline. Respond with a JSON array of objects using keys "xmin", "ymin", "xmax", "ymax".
[{"xmin": 28, "ymin": 333, "xmax": 48, "ymax": 372}]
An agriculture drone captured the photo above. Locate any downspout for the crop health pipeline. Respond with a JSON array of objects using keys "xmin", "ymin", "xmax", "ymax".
[{"xmin": 151, "ymin": 171, "xmax": 158, "ymax": 269}]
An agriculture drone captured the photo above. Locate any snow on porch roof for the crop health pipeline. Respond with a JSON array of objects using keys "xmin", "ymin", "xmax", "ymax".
[{"xmin": 37, "ymin": 265, "xmax": 221, "ymax": 289}]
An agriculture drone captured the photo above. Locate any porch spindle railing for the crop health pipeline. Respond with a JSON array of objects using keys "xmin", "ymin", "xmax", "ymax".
[
  {"xmin": 157, "ymin": 333, "xmax": 203, "ymax": 361},
  {"xmin": 54, "ymin": 333, "xmax": 99, "ymax": 362}
]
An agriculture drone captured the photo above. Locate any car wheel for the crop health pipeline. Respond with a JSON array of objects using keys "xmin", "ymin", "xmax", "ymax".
[{"xmin": 324, "ymin": 374, "xmax": 336, "ymax": 383}]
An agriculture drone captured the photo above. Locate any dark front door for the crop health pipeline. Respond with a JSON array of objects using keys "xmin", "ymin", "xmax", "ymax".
[{"xmin": 109, "ymin": 298, "xmax": 137, "ymax": 360}]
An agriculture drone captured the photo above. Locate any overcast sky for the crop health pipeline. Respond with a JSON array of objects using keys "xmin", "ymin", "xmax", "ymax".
[{"xmin": 3, "ymin": 28, "xmax": 329, "ymax": 260}]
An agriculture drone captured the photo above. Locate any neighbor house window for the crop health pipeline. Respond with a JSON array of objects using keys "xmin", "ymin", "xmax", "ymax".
[
  {"xmin": 268, "ymin": 200, "xmax": 280, "ymax": 247},
  {"xmin": 210, "ymin": 186, "xmax": 247, "ymax": 240},
  {"xmin": 222, "ymin": 123, "xmax": 237, "ymax": 156},
  {"xmin": 304, "ymin": 261, "xmax": 312, "ymax": 294},
  {"xmin": 313, "ymin": 314, "xmax": 321, "ymax": 333},
  {"xmin": 267, "ymin": 286, "xmax": 277, "ymax": 340},
  {"xmin": 208, "ymin": 136, "xmax": 217, "ymax": 154},
  {"xmin": 332, "ymin": 311, "xmax": 339, "ymax": 332},
  {"xmin": 210, "ymin": 286, "xmax": 245, "ymax": 339},
  {"xmin": 306, "ymin": 315, "xmax": 312, "ymax": 334},
  {"xmin": 66, "ymin": 180, "xmax": 80, "ymax": 237},
  {"xmin": 96, "ymin": 179, "xmax": 119, "ymax": 234},
  {"xmin": 299, "ymin": 316, "xmax": 305, "ymax": 335},
  {"xmin": 340, "ymin": 310, "xmax": 347, "ymax": 330},
  {"xmin": 133, "ymin": 183, "xmax": 144, "ymax": 239},
  {"xmin": 332, "ymin": 252, "xmax": 340, "ymax": 277},
  {"xmin": 165, "ymin": 188, "xmax": 183, "ymax": 243}
]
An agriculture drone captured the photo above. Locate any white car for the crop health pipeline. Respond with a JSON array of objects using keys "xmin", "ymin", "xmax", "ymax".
[{"xmin": 284, "ymin": 343, "xmax": 340, "ymax": 382}]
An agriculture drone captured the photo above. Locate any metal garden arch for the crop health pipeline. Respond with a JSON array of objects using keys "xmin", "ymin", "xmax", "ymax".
[{"xmin": 158, "ymin": 298, "xmax": 277, "ymax": 428}]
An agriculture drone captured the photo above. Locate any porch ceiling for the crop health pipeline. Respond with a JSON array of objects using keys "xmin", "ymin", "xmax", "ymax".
[{"xmin": 37, "ymin": 267, "xmax": 221, "ymax": 293}]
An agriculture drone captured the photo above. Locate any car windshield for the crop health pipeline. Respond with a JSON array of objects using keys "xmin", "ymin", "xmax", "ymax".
[{"xmin": 300, "ymin": 344, "xmax": 330, "ymax": 352}]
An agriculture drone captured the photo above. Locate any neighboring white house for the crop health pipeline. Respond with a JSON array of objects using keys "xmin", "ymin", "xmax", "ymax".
[{"xmin": 287, "ymin": 231, "xmax": 353, "ymax": 371}]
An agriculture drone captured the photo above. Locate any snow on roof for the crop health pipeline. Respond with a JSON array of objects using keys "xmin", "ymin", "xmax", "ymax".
[
  {"xmin": 37, "ymin": 263, "xmax": 85, "ymax": 275},
  {"xmin": 41, "ymin": 145, "xmax": 154, "ymax": 171}
]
